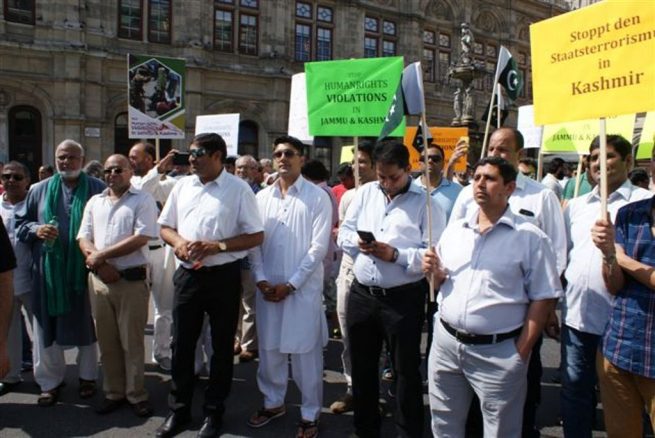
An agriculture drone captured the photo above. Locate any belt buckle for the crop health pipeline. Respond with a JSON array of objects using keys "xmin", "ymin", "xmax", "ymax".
[
  {"xmin": 456, "ymin": 330, "xmax": 474, "ymax": 343},
  {"xmin": 368, "ymin": 286, "xmax": 387, "ymax": 297}
]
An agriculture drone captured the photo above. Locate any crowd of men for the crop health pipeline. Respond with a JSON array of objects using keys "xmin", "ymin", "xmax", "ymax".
[{"xmin": 0, "ymin": 126, "xmax": 653, "ymax": 438}]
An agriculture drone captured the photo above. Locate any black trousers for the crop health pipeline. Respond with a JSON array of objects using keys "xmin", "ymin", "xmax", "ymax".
[
  {"xmin": 169, "ymin": 261, "xmax": 242, "ymax": 416},
  {"xmin": 347, "ymin": 279, "xmax": 427, "ymax": 438}
]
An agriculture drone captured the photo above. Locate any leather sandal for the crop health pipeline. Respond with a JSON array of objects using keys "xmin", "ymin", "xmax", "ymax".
[
  {"xmin": 246, "ymin": 406, "xmax": 286, "ymax": 428},
  {"xmin": 296, "ymin": 419, "xmax": 319, "ymax": 438},
  {"xmin": 79, "ymin": 378, "xmax": 97, "ymax": 399},
  {"xmin": 37, "ymin": 383, "xmax": 64, "ymax": 407}
]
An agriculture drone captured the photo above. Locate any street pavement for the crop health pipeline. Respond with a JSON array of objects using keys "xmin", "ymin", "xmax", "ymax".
[{"xmin": 0, "ymin": 316, "xmax": 612, "ymax": 437}]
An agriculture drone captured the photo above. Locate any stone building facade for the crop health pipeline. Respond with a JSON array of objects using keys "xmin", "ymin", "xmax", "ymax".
[{"xmin": 0, "ymin": 0, "xmax": 569, "ymax": 174}]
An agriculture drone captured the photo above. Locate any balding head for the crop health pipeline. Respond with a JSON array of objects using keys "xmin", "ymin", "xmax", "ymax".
[
  {"xmin": 235, "ymin": 155, "xmax": 258, "ymax": 182},
  {"xmin": 128, "ymin": 142, "xmax": 156, "ymax": 176},
  {"xmin": 55, "ymin": 139, "xmax": 85, "ymax": 180},
  {"xmin": 104, "ymin": 154, "xmax": 133, "ymax": 194}
]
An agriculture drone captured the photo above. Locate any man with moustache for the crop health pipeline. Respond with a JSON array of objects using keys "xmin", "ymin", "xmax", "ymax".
[
  {"xmin": 157, "ymin": 133, "xmax": 263, "ymax": 438},
  {"xmin": 78, "ymin": 154, "xmax": 158, "ymax": 417},
  {"xmin": 423, "ymin": 156, "xmax": 561, "ymax": 437},
  {"xmin": 16, "ymin": 139, "xmax": 106, "ymax": 406}
]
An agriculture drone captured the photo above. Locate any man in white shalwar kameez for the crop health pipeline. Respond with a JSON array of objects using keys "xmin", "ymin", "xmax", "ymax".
[{"xmin": 248, "ymin": 135, "xmax": 332, "ymax": 438}]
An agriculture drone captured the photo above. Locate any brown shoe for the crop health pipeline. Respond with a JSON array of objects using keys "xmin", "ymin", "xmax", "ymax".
[
  {"xmin": 239, "ymin": 350, "xmax": 258, "ymax": 362},
  {"xmin": 329, "ymin": 392, "xmax": 353, "ymax": 414}
]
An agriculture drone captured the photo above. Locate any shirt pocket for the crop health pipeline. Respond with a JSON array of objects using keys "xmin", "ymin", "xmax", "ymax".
[{"xmin": 110, "ymin": 209, "xmax": 135, "ymax": 242}]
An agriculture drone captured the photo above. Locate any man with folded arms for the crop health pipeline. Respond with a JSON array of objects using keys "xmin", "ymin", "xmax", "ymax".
[
  {"xmin": 423, "ymin": 157, "xmax": 562, "ymax": 437},
  {"xmin": 77, "ymin": 154, "xmax": 158, "ymax": 416}
]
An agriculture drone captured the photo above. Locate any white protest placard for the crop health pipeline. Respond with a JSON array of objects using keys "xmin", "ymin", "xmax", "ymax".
[
  {"xmin": 288, "ymin": 73, "xmax": 313, "ymax": 142},
  {"xmin": 517, "ymin": 105, "xmax": 543, "ymax": 149},
  {"xmin": 195, "ymin": 113, "xmax": 240, "ymax": 156}
]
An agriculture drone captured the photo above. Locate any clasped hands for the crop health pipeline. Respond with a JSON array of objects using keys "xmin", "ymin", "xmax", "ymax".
[
  {"xmin": 256, "ymin": 281, "xmax": 293, "ymax": 303},
  {"xmin": 173, "ymin": 239, "xmax": 219, "ymax": 263}
]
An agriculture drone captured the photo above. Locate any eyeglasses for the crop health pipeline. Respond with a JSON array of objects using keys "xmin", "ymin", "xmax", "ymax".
[
  {"xmin": 190, "ymin": 147, "xmax": 209, "ymax": 158},
  {"xmin": 1, "ymin": 173, "xmax": 24, "ymax": 181},
  {"xmin": 427, "ymin": 155, "xmax": 443, "ymax": 163},
  {"xmin": 103, "ymin": 167, "xmax": 124, "ymax": 175},
  {"xmin": 56, "ymin": 155, "xmax": 81, "ymax": 162},
  {"xmin": 273, "ymin": 150, "xmax": 298, "ymax": 159}
]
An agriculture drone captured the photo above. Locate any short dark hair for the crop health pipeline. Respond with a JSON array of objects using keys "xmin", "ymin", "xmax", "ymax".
[
  {"xmin": 519, "ymin": 157, "xmax": 537, "ymax": 168},
  {"xmin": 427, "ymin": 143, "xmax": 445, "ymax": 158},
  {"xmin": 302, "ymin": 159, "xmax": 330, "ymax": 182},
  {"xmin": 495, "ymin": 127, "xmax": 525, "ymax": 151},
  {"xmin": 336, "ymin": 162, "xmax": 353, "ymax": 178},
  {"xmin": 547, "ymin": 157, "xmax": 565, "ymax": 175},
  {"xmin": 40, "ymin": 164, "xmax": 55, "ymax": 174},
  {"xmin": 629, "ymin": 168, "xmax": 649, "ymax": 186},
  {"xmin": 274, "ymin": 135, "xmax": 305, "ymax": 155},
  {"xmin": 474, "ymin": 156, "xmax": 518, "ymax": 184},
  {"xmin": 589, "ymin": 134, "xmax": 631, "ymax": 160},
  {"xmin": 192, "ymin": 133, "xmax": 227, "ymax": 161},
  {"xmin": 4, "ymin": 160, "xmax": 30, "ymax": 180},
  {"xmin": 358, "ymin": 139, "xmax": 375, "ymax": 164},
  {"xmin": 138, "ymin": 142, "xmax": 157, "ymax": 161},
  {"xmin": 225, "ymin": 155, "xmax": 238, "ymax": 166},
  {"xmin": 373, "ymin": 138, "xmax": 409, "ymax": 169}
]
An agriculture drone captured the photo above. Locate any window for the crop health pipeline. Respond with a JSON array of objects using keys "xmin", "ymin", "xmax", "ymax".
[
  {"xmin": 472, "ymin": 40, "xmax": 499, "ymax": 91},
  {"xmin": 8, "ymin": 106, "xmax": 41, "ymax": 179},
  {"xmin": 148, "ymin": 0, "xmax": 171, "ymax": 43},
  {"xmin": 238, "ymin": 120, "xmax": 259, "ymax": 156},
  {"xmin": 313, "ymin": 137, "xmax": 332, "ymax": 172},
  {"xmin": 364, "ymin": 16, "xmax": 396, "ymax": 58},
  {"xmin": 4, "ymin": 0, "xmax": 35, "ymax": 24},
  {"xmin": 118, "ymin": 0, "xmax": 171, "ymax": 43},
  {"xmin": 423, "ymin": 30, "xmax": 436, "ymax": 82},
  {"xmin": 294, "ymin": 2, "xmax": 333, "ymax": 62},
  {"xmin": 214, "ymin": 0, "xmax": 259, "ymax": 55},
  {"xmin": 438, "ymin": 32, "xmax": 451, "ymax": 81}
]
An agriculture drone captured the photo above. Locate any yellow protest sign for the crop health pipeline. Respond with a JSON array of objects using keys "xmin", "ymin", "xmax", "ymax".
[
  {"xmin": 636, "ymin": 112, "xmax": 655, "ymax": 160},
  {"xmin": 340, "ymin": 145, "xmax": 354, "ymax": 164},
  {"xmin": 541, "ymin": 113, "xmax": 635, "ymax": 154},
  {"xmin": 530, "ymin": 0, "xmax": 655, "ymax": 125},
  {"xmin": 403, "ymin": 127, "xmax": 468, "ymax": 172}
]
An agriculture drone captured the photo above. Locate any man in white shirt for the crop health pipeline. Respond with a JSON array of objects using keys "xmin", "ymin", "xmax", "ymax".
[
  {"xmin": 157, "ymin": 133, "xmax": 264, "ymax": 438},
  {"xmin": 339, "ymin": 139, "xmax": 447, "ymax": 438},
  {"xmin": 450, "ymin": 127, "xmax": 566, "ymax": 437},
  {"xmin": 246, "ymin": 136, "xmax": 331, "ymax": 438},
  {"xmin": 0, "ymin": 161, "xmax": 32, "ymax": 394},
  {"xmin": 541, "ymin": 157, "xmax": 565, "ymax": 200},
  {"xmin": 423, "ymin": 156, "xmax": 562, "ymax": 438},
  {"xmin": 560, "ymin": 135, "xmax": 652, "ymax": 438},
  {"xmin": 329, "ymin": 140, "xmax": 377, "ymax": 415},
  {"xmin": 78, "ymin": 154, "xmax": 159, "ymax": 417},
  {"xmin": 129, "ymin": 142, "xmax": 177, "ymax": 371}
]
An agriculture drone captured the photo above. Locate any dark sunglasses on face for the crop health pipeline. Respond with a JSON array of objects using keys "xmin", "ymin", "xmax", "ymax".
[
  {"xmin": 427, "ymin": 155, "xmax": 443, "ymax": 163},
  {"xmin": 1, "ymin": 173, "xmax": 24, "ymax": 181},
  {"xmin": 103, "ymin": 167, "xmax": 124, "ymax": 175},
  {"xmin": 273, "ymin": 149, "xmax": 298, "ymax": 159},
  {"xmin": 190, "ymin": 147, "xmax": 209, "ymax": 158}
]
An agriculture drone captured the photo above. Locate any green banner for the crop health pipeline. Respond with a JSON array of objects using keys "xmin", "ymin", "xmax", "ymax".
[
  {"xmin": 541, "ymin": 114, "xmax": 635, "ymax": 154},
  {"xmin": 636, "ymin": 112, "xmax": 655, "ymax": 160},
  {"xmin": 305, "ymin": 57, "xmax": 405, "ymax": 136}
]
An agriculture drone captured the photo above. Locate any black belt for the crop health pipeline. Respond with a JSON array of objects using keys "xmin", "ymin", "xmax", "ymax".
[
  {"xmin": 441, "ymin": 319, "xmax": 522, "ymax": 345},
  {"xmin": 182, "ymin": 260, "xmax": 240, "ymax": 273},
  {"xmin": 119, "ymin": 266, "xmax": 147, "ymax": 281},
  {"xmin": 148, "ymin": 244, "xmax": 165, "ymax": 250},
  {"xmin": 353, "ymin": 279, "xmax": 425, "ymax": 298}
]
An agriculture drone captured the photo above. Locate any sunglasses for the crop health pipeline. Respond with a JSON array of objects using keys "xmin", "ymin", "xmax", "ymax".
[
  {"xmin": 427, "ymin": 155, "xmax": 443, "ymax": 163},
  {"xmin": 190, "ymin": 147, "xmax": 209, "ymax": 158},
  {"xmin": 273, "ymin": 150, "xmax": 298, "ymax": 159},
  {"xmin": 1, "ymin": 173, "xmax": 24, "ymax": 181},
  {"xmin": 103, "ymin": 167, "xmax": 124, "ymax": 175}
]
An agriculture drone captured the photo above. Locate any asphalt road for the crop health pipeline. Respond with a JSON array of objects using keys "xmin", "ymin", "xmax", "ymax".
[{"xmin": 0, "ymin": 314, "xmax": 613, "ymax": 438}]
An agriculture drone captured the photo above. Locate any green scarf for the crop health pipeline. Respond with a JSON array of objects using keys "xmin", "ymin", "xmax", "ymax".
[{"xmin": 43, "ymin": 172, "xmax": 89, "ymax": 316}]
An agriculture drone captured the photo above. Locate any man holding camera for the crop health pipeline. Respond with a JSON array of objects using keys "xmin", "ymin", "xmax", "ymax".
[{"xmin": 78, "ymin": 154, "xmax": 159, "ymax": 417}]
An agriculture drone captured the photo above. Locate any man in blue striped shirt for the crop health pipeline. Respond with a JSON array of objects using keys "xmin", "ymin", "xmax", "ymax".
[{"xmin": 592, "ymin": 195, "xmax": 655, "ymax": 438}]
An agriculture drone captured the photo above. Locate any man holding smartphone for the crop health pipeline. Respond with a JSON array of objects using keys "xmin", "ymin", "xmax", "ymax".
[{"xmin": 338, "ymin": 139, "xmax": 446, "ymax": 438}]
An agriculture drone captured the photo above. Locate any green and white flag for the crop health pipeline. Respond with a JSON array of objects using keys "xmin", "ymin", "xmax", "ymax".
[{"xmin": 495, "ymin": 46, "xmax": 523, "ymax": 101}]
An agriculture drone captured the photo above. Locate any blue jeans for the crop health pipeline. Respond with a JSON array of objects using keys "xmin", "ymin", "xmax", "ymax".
[{"xmin": 560, "ymin": 325, "xmax": 600, "ymax": 438}]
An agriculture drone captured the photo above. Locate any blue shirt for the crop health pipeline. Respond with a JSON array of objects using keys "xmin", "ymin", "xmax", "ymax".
[
  {"xmin": 602, "ymin": 196, "xmax": 655, "ymax": 378},
  {"xmin": 414, "ymin": 176, "xmax": 462, "ymax": 220}
]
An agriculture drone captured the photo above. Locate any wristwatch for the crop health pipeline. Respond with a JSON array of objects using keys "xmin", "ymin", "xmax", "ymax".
[
  {"xmin": 217, "ymin": 241, "xmax": 227, "ymax": 252},
  {"xmin": 390, "ymin": 247, "xmax": 399, "ymax": 263},
  {"xmin": 286, "ymin": 282, "xmax": 296, "ymax": 293}
]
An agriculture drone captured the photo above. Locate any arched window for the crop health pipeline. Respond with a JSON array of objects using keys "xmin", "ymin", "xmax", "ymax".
[
  {"xmin": 238, "ymin": 120, "xmax": 258, "ymax": 157},
  {"xmin": 8, "ymin": 105, "xmax": 41, "ymax": 179},
  {"xmin": 114, "ymin": 112, "xmax": 131, "ymax": 155}
]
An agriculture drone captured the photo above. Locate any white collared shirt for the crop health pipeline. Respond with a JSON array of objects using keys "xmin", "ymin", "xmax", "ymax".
[
  {"xmin": 0, "ymin": 195, "xmax": 31, "ymax": 295},
  {"xmin": 450, "ymin": 172, "xmax": 567, "ymax": 274},
  {"xmin": 130, "ymin": 167, "xmax": 177, "ymax": 206},
  {"xmin": 438, "ymin": 207, "xmax": 563, "ymax": 334},
  {"xmin": 563, "ymin": 180, "xmax": 653, "ymax": 335},
  {"xmin": 338, "ymin": 178, "xmax": 447, "ymax": 288},
  {"xmin": 249, "ymin": 175, "xmax": 332, "ymax": 353},
  {"xmin": 158, "ymin": 170, "xmax": 263, "ymax": 268},
  {"xmin": 77, "ymin": 186, "xmax": 159, "ymax": 269}
]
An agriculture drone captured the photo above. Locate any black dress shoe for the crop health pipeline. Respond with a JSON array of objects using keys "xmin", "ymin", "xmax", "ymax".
[
  {"xmin": 197, "ymin": 414, "xmax": 222, "ymax": 438},
  {"xmin": 156, "ymin": 411, "xmax": 191, "ymax": 438}
]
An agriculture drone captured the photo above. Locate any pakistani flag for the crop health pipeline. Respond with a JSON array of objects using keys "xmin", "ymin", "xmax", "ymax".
[
  {"xmin": 495, "ymin": 46, "xmax": 523, "ymax": 101},
  {"xmin": 378, "ymin": 62, "xmax": 425, "ymax": 140},
  {"xmin": 412, "ymin": 122, "xmax": 433, "ymax": 153}
]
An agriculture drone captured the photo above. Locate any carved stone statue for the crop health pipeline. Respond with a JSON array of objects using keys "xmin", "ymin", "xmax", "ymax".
[
  {"xmin": 453, "ymin": 87, "xmax": 462, "ymax": 124},
  {"xmin": 463, "ymin": 84, "xmax": 475, "ymax": 121},
  {"xmin": 459, "ymin": 23, "xmax": 474, "ymax": 66}
]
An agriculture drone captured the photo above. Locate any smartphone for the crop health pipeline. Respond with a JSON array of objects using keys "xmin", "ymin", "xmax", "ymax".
[
  {"xmin": 173, "ymin": 152, "xmax": 190, "ymax": 165},
  {"xmin": 357, "ymin": 230, "xmax": 376, "ymax": 243},
  {"xmin": 458, "ymin": 136, "xmax": 470, "ymax": 149}
]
